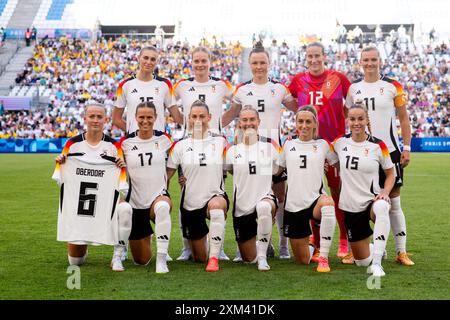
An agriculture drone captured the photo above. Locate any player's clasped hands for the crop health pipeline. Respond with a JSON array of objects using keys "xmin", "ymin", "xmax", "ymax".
[{"xmin": 115, "ymin": 157, "xmax": 126, "ymax": 168}]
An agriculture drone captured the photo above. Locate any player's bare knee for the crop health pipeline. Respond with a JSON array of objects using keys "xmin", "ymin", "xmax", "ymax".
[{"xmin": 319, "ymin": 195, "xmax": 334, "ymax": 207}]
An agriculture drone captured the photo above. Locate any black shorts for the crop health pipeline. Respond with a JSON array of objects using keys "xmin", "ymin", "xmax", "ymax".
[
  {"xmin": 283, "ymin": 198, "xmax": 320, "ymax": 239},
  {"xmin": 343, "ymin": 203, "xmax": 374, "ymax": 243},
  {"xmin": 272, "ymin": 168, "xmax": 287, "ymax": 184},
  {"xmin": 180, "ymin": 193, "xmax": 230, "ymax": 240},
  {"xmin": 233, "ymin": 211, "xmax": 257, "ymax": 243},
  {"xmin": 128, "ymin": 190, "xmax": 170, "ymax": 241},
  {"xmin": 379, "ymin": 150, "xmax": 403, "ymax": 188},
  {"xmin": 129, "ymin": 208, "xmax": 153, "ymax": 240}
]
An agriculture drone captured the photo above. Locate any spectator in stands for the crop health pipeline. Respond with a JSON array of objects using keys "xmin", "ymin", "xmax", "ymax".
[
  {"xmin": 31, "ymin": 26, "xmax": 37, "ymax": 44},
  {"xmin": 25, "ymin": 28, "xmax": 32, "ymax": 47}
]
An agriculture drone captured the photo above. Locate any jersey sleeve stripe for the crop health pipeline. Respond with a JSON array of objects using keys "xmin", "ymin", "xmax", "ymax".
[
  {"xmin": 232, "ymin": 82, "xmax": 246, "ymax": 97},
  {"xmin": 221, "ymin": 79, "xmax": 234, "ymax": 92},
  {"xmin": 377, "ymin": 140, "xmax": 390, "ymax": 158},
  {"xmin": 173, "ymin": 79, "xmax": 186, "ymax": 92},
  {"xmin": 168, "ymin": 140, "xmax": 179, "ymax": 156},
  {"xmin": 163, "ymin": 132, "xmax": 174, "ymax": 144},
  {"xmin": 164, "ymin": 78, "xmax": 174, "ymax": 96},
  {"xmin": 116, "ymin": 77, "xmax": 134, "ymax": 97},
  {"xmin": 270, "ymin": 139, "xmax": 282, "ymax": 154}
]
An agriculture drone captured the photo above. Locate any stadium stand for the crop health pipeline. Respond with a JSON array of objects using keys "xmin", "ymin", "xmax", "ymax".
[{"xmin": 0, "ymin": 0, "xmax": 18, "ymax": 28}]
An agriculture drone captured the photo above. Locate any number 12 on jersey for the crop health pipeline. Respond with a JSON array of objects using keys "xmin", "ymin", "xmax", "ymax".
[{"xmin": 309, "ymin": 91, "xmax": 323, "ymax": 106}]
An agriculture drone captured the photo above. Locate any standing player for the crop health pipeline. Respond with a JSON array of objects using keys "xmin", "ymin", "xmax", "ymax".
[
  {"xmin": 346, "ymin": 45, "xmax": 414, "ymax": 266},
  {"xmin": 167, "ymin": 100, "xmax": 229, "ymax": 272},
  {"xmin": 332, "ymin": 104, "xmax": 395, "ymax": 277},
  {"xmin": 222, "ymin": 43, "xmax": 298, "ymax": 260},
  {"xmin": 226, "ymin": 106, "xmax": 279, "ymax": 271},
  {"xmin": 279, "ymin": 106, "xmax": 337, "ymax": 272},
  {"xmin": 112, "ymin": 46, "xmax": 183, "ymax": 134},
  {"xmin": 173, "ymin": 47, "xmax": 234, "ymax": 261},
  {"xmin": 53, "ymin": 103, "xmax": 132, "ymax": 269},
  {"xmin": 119, "ymin": 102, "xmax": 173, "ymax": 273},
  {"xmin": 288, "ymin": 42, "xmax": 351, "ymax": 261}
]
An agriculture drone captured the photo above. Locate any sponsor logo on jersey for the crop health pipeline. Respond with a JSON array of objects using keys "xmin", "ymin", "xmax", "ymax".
[
  {"xmin": 211, "ymin": 85, "xmax": 216, "ymax": 93},
  {"xmin": 131, "ymin": 88, "xmax": 138, "ymax": 94},
  {"xmin": 235, "ymin": 154, "xmax": 242, "ymax": 159},
  {"xmin": 326, "ymin": 81, "xmax": 331, "ymax": 87},
  {"xmin": 188, "ymin": 87, "xmax": 196, "ymax": 92},
  {"xmin": 356, "ymin": 90, "xmax": 362, "ymax": 95},
  {"xmin": 380, "ymin": 88, "xmax": 384, "ymax": 95},
  {"xmin": 155, "ymin": 87, "xmax": 160, "ymax": 95},
  {"xmin": 271, "ymin": 89, "xmax": 275, "ymax": 96},
  {"xmin": 131, "ymin": 145, "xmax": 138, "ymax": 151},
  {"xmin": 290, "ymin": 147, "xmax": 296, "ymax": 151},
  {"xmin": 246, "ymin": 91, "xmax": 253, "ymax": 96},
  {"xmin": 186, "ymin": 147, "xmax": 193, "ymax": 152},
  {"xmin": 313, "ymin": 145, "xmax": 318, "ymax": 153},
  {"xmin": 155, "ymin": 142, "xmax": 159, "ymax": 150},
  {"xmin": 342, "ymin": 147, "xmax": 348, "ymax": 152},
  {"xmin": 364, "ymin": 148, "xmax": 369, "ymax": 156}
]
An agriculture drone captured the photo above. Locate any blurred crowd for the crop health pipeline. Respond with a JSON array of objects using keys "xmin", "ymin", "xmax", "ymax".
[{"xmin": 0, "ymin": 33, "xmax": 449, "ymax": 140}]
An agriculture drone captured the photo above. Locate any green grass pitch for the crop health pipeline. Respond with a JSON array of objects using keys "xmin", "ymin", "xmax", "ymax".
[{"xmin": 0, "ymin": 153, "xmax": 449, "ymax": 300}]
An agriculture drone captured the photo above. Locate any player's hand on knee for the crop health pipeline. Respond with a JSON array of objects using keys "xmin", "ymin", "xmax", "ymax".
[
  {"xmin": 55, "ymin": 154, "xmax": 66, "ymax": 164},
  {"xmin": 374, "ymin": 192, "xmax": 390, "ymax": 203},
  {"xmin": 115, "ymin": 158, "xmax": 126, "ymax": 168}
]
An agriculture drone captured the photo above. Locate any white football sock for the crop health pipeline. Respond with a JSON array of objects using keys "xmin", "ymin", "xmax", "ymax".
[
  {"xmin": 68, "ymin": 252, "xmax": 87, "ymax": 266},
  {"xmin": 372, "ymin": 200, "xmax": 391, "ymax": 266},
  {"xmin": 209, "ymin": 209, "xmax": 225, "ymax": 258},
  {"xmin": 154, "ymin": 201, "xmax": 171, "ymax": 255},
  {"xmin": 256, "ymin": 201, "xmax": 273, "ymax": 258},
  {"xmin": 390, "ymin": 196, "xmax": 407, "ymax": 254},
  {"xmin": 276, "ymin": 202, "xmax": 288, "ymax": 248},
  {"xmin": 319, "ymin": 206, "xmax": 336, "ymax": 258},
  {"xmin": 117, "ymin": 202, "xmax": 132, "ymax": 247},
  {"xmin": 307, "ymin": 244, "xmax": 315, "ymax": 264}
]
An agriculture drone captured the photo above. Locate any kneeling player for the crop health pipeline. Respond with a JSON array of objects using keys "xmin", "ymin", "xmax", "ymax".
[
  {"xmin": 332, "ymin": 104, "xmax": 395, "ymax": 277},
  {"xmin": 167, "ymin": 100, "xmax": 229, "ymax": 272},
  {"xmin": 278, "ymin": 106, "xmax": 337, "ymax": 272},
  {"xmin": 117, "ymin": 102, "xmax": 173, "ymax": 273},
  {"xmin": 53, "ymin": 103, "xmax": 131, "ymax": 269},
  {"xmin": 226, "ymin": 106, "xmax": 279, "ymax": 271}
]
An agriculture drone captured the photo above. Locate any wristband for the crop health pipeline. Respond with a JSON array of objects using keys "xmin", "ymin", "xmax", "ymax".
[{"xmin": 403, "ymin": 145, "xmax": 411, "ymax": 152}]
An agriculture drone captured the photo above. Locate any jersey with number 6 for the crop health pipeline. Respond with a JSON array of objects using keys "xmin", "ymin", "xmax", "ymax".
[
  {"xmin": 226, "ymin": 137, "xmax": 280, "ymax": 217},
  {"xmin": 174, "ymin": 77, "xmax": 233, "ymax": 133},
  {"xmin": 345, "ymin": 76, "xmax": 407, "ymax": 153},
  {"xmin": 167, "ymin": 134, "xmax": 227, "ymax": 211},
  {"xmin": 332, "ymin": 134, "xmax": 394, "ymax": 212},
  {"xmin": 121, "ymin": 130, "xmax": 173, "ymax": 209},
  {"xmin": 288, "ymin": 70, "xmax": 351, "ymax": 143},
  {"xmin": 279, "ymin": 138, "xmax": 337, "ymax": 211},
  {"xmin": 232, "ymin": 79, "xmax": 294, "ymax": 143},
  {"xmin": 115, "ymin": 75, "xmax": 175, "ymax": 133}
]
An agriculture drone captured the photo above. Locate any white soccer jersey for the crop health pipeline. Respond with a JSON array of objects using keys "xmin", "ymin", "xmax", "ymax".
[
  {"xmin": 174, "ymin": 77, "xmax": 233, "ymax": 133},
  {"xmin": 55, "ymin": 156, "xmax": 122, "ymax": 246},
  {"xmin": 333, "ymin": 134, "xmax": 394, "ymax": 212},
  {"xmin": 167, "ymin": 134, "xmax": 227, "ymax": 211},
  {"xmin": 279, "ymin": 138, "xmax": 337, "ymax": 212},
  {"xmin": 346, "ymin": 76, "xmax": 407, "ymax": 152},
  {"xmin": 226, "ymin": 137, "xmax": 280, "ymax": 217},
  {"xmin": 115, "ymin": 75, "xmax": 175, "ymax": 133},
  {"xmin": 232, "ymin": 79, "xmax": 295, "ymax": 143},
  {"xmin": 121, "ymin": 130, "xmax": 173, "ymax": 209}
]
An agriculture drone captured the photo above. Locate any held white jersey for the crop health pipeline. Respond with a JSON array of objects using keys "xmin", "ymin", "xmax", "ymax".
[
  {"xmin": 226, "ymin": 137, "xmax": 280, "ymax": 217},
  {"xmin": 115, "ymin": 75, "xmax": 175, "ymax": 133},
  {"xmin": 174, "ymin": 77, "xmax": 233, "ymax": 133},
  {"xmin": 54, "ymin": 156, "xmax": 122, "ymax": 246},
  {"xmin": 232, "ymin": 79, "xmax": 295, "ymax": 143},
  {"xmin": 333, "ymin": 134, "xmax": 394, "ymax": 212},
  {"xmin": 279, "ymin": 138, "xmax": 337, "ymax": 211},
  {"xmin": 167, "ymin": 134, "xmax": 227, "ymax": 211},
  {"xmin": 121, "ymin": 130, "xmax": 173, "ymax": 209},
  {"xmin": 345, "ymin": 76, "xmax": 407, "ymax": 152}
]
